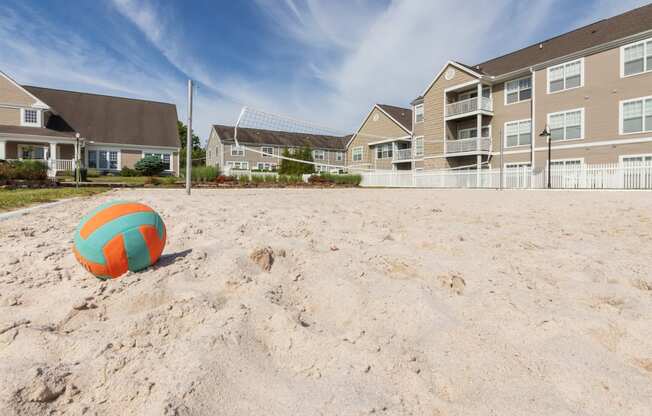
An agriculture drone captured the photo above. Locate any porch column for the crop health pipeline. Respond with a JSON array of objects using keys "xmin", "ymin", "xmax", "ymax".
[
  {"xmin": 49, "ymin": 142, "xmax": 58, "ymax": 175},
  {"xmin": 0, "ymin": 140, "xmax": 5, "ymax": 160}
]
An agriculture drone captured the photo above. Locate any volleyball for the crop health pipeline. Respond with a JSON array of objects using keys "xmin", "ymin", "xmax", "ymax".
[{"xmin": 73, "ymin": 201, "xmax": 166, "ymax": 280}]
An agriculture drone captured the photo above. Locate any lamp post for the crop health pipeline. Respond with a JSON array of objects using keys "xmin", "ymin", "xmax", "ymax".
[
  {"xmin": 539, "ymin": 126, "xmax": 551, "ymax": 189},
  {"xmin": 74, "ymin": 133, "xmax": 81, "ymax": 188}
]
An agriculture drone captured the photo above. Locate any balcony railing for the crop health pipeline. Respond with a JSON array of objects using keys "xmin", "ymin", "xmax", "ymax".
[
  {"xmin": 393, "ymin": 148, "xmax": 413, "ymax": 161},
  {"xmin": 445, "ymin": 96, "xmax": 493, "ymax": 118},
  {"xmin": 445, "ymin": 137, "xmax": 492, "ymax": 155}
]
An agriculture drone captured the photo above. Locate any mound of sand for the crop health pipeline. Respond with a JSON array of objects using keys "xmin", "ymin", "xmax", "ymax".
[{"xmin": 0, "ymin": 188, "xmax": 651, "ymax": 415}]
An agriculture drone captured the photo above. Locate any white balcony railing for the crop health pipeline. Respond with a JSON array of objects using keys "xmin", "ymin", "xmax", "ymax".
[
  {"xmin": 445, "ymin": 96, "xmax": 493, "ymax": 118},
  {"xmin": 54, "ymin": 159, "xmax": 75, "ymax": 172},
  {"xmin": 393, "ymin": 148, "xmax": 413, "ymax": 161},
  {"xmin": 445, "ymin": 137, "xmax": 492, "ymax": 155}
]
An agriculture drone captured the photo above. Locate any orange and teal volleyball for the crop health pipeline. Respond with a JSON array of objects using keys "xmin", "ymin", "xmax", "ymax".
[{"xmin": 73, "ymin": 201, "xmax": 166, "ymax": 280}]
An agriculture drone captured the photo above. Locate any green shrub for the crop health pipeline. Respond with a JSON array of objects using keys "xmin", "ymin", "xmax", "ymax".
[
  {"xmin": 190, "ymin": 166, "xmax": 220, "ymax": 182},
  {"xmin": 0, "ymin": 160, "xmax": 48, "ymax": 180},
  {"xmin": 278, "ymin": 147, "xmax": 315, "ymax": 175},
  {"xmin": 120, "ymin": 167, "xmax": 139, "ymax": 177},
  {"xmin": 277, "ymin": 174, "xmax": 302, "ymax": 184},
  {"xmin": 311, "ymin": 173, "xmax": 361, "ymax": 186},
  {"xmin": 135, "ymin": 155, "xmax": 165, "ymax": 176}
]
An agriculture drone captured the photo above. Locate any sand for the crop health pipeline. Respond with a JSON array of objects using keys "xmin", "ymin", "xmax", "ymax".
[{"xmin": 0, "ymin": 188, "xmax": 651, "ymax": 415}]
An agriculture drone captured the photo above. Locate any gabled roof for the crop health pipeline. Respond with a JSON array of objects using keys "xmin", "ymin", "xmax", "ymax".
[
  {"xmin": 0, "ymin": 71, "xmax": 49, "ymax": 109},
  {"xmin": 474, "ymin": 3, "xmax": 652, "ymax": 76},
  {"xmin": 212, "ymin": 124, "xmax": 348, "ymax": 151},
  {"xmin": 23, "ymin": 86, "xmax": 179, "ymax": 148},
  {"xmin": 419, "ymin": 60, "xmax": 482, "ymax": 98},
  {"xmin": 377, "ymin": 104, "xmax": 412, "ymax": 132}
]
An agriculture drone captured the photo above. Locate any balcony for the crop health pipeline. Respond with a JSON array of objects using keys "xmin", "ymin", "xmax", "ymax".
[
  {"xmin": 445, "ymin": 137, "xmax": 492, "ymax": 156},
  {"xmin": 393, "ymin": 148, "xmax": 413, "ymax": 162},
  {"xmin": 445, "ymin": 96, "xmax": 493, "ymax": 119}
]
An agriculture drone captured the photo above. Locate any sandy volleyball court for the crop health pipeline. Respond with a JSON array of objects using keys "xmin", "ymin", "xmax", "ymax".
[{"xmin": 0, "ymin": 188, "xmax": 651, "ymax": 415}]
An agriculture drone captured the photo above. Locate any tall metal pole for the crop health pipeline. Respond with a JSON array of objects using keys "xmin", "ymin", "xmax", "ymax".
[
  {"xmin": 499, "ymin": 129, "xmax": 503, "ymax": 190},
  {"xmin": 186, "ymin": 80, "xmax": 193, "ymax": 195},
  {"xmin": 547, "ymin": 136, "xmax": 552, "ymax": 189}
]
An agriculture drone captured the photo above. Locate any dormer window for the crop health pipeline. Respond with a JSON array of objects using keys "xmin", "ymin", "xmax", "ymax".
[{"xmin": 21, "ymin": 109, "xmax": 40, "ymax": 127}]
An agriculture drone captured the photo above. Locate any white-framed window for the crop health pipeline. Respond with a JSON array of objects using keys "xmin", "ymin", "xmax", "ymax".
[
  {"xmin": 352, "ymin": 146, "xmax": 363, "ymax": 162},
  {"xmin": 335, "ymin": 151, "xmax": 344, "ymax": 161},
  {"xmin": 230, "ymin": 145, "xmax": 244, "ymax": 156},
  {"xmin": 144, "ymin": 152, "xmax": 172, "ymax": 171},
  {"xmin": 621, "ymin": 154, "xmax": 652, "ymax": 165},
  {"xmin": 547, "ymin": 109, "xmax": 584, "ymax": 141},
  {"xmin": 20, "ymin": 108, "xmax": 40, "ymax": 127},
  {"xmin": 256, "ymin": 162, "xmax": 276, "ymax": 171},
  {"xmin": 17, "ymin": 144, "xmax": 48, "ymax": 160},
  {"xmin": 505, "ymin": 162, "xmax": 531, "ymax": 169},
  {"xmin": 414, "ymin": 136, "xmax": 424, "ymax": 157},
  {"xmin": 547, "ymin": 58, "xmax": 583, "ymax": 93},
  {"xmin": 504, "ymin": 76, "xmax": 532, "ymax": 105},
  {"xmin": 315, "ymin": 165, "xmax": 329, "ymax": 173},
  {"xmin": 457, "ymin": 86, "xmax": 491, "ymax": 102},
  {"xmin": 313, "ymin": 149, "xmax": 325, "ymax": 160},
  {"xmin": 504, "ymin": 119, "xmax": 532, "ymax": 147},
  {"xmin": 458, "ymin": 125, "xmax": 490, "ymax": 140},
  {"xmin": 227, "ymin": 161, "xmax": 249, "ymax": 170},
  {"xmin": 261, "ymin": 146, "xmax": 274, "ymax": 157},
  {"xmin": 376, "ymin": 143, "xmax": 393, "ymax": 159},
  {"xmin": 621, "ymin": 38, "xmax": 652, "ymax": 77},
  {"xmin": 87, "ymin": 149, "xmax": 119, "ymax": 170},
  {"xmin": 620, "ymin": 96, "xmax": 652, "ymax": 134},
  {"xmin": 550, "ymin": 159, "xmax": 583, "ymax": 168},
  {"xmin": 414, "ymin": 104, "xmax": 424, "ymax": 123}
]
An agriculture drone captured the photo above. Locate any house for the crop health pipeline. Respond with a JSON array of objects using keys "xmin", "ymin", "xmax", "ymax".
[
  {"xmin": 410, "ymin": 3, "xmax": 652, "ymax": 172},
  {"xmin": 346, "ymin": 104, "xmax": 413, "ymax": 171},
  {"xmin": 0, "ymin": 70, "xmax": 180, "ymax": 176},
  {"xmin": 206, "ymin": 124, "xmax": 348, "ymax": 173}
]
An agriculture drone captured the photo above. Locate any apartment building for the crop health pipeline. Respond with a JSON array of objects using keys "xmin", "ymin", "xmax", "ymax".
[
  {"xmin": 346, "ymin": 104, "xmax": 413, "ymax": 171},
  {"xmin": 206, "ymin": 124, "xmax": 347, "ymax": 173},
  {"xmin": 410, "ymin": 4, "xmax": 652, "ymax": 172}
]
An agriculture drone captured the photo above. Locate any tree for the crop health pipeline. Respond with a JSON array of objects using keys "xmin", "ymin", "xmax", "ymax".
[
  {"xmin": 279, "ymin": 147, "xmax": 315, "ymax": 175},
  {"xmin": 178, "ymin": 121, "xmax": 206, "ymax": 167},
  {"xmin": 135, "ymin": 155, "xmax": 165, "ymax": 176}
]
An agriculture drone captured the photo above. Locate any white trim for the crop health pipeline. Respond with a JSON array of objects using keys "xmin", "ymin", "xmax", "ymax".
[
  {"xmin": 366, "ymin": 136, "xmax": 411, "ymax": 146},
  {"xmin": 549, "ymin": 157, "xmax": 584, "ymax": 168},
  {"xmin": 346, "ymin": 104, "xmax": 411, "ymax": 148},
  {"xmin": 141, "ymin": 150, "xmax": 174, "ymax": 172},
  {"xmin": 457, "ymin": 125, "xmax": 491, "ymax": 140},
  {"xmin": 20, "ymin": 108, "xmax": 41, "ymax": 127},
  {"xmin": 546, "ymin": 58, "xmax": 584, "ymax": 94},
  {"xmin": 531, "ymin": 68, "xmax": 536, "ymax": 170},
  {"xmin": 414, "ymin": 136, "xmax": 425, "ymax": 157},
  {"xmin": 504, "ymin": 162, "xmax": 531, "ymax": 169},
  {"xmin": 0, "ymin": 71, "xmax": 49, "ymax": 109},
  {"xmin": 0, "ymin": 134, "xmax": 76, "ymax": 144},
  {"xmin": 86, "ymin": 147, "xmax": 121, "ymax": 171},
  {"xmin": 421, "ymin": 61, "xmax": 482, "ymax": 97},
  {"xmin": 443, "ymin": 79, "xmax": 480, "ymax": 93},
  {"xmin": 620, "ymin": 37, "xmax": 652, "ymax": 78},
  {"xmin": 312, "ymin": 149, "xmax": 326, "ymax": 161},
  {"xmin": 619, "ymin": 95, "xmax": 652, "ymax": 135},
  {"xmin": 503, "ymin": 118, "xmax": 532, "ymax": 148},
  {"xmin": 351, "ymin": 146, "xmax": 363, "ymax": 162},
  {"xmin": 619, "ymin": 153, "xmax": 652, "ymax": 163},
  {"xmin": 414, "ymin": 103, "xmax": 424, "ymax": 124},
  {"xmin": 491, "ymin": 136, "xmax": 652, "ymax": 155},
  {"xmin": 375, "ymin": 143, "xmax": 393, "ymax": 160},
  {"xmin": 261, "ymin": 146, "xmax": 274, "ymax": 157},
  {"xmin": 374, "ymin": 105, "xmax": 412, "ymax": 134},
  {"xmin": 503, "ymin": 75, "xmax": 532, "ymax": 106},
  {"xmin": 546, "ymin": 107, "xmax": 585, "ymax": 141},
  {"xmin": 16, "ymin": 143, "xmax": 48, "ymax": 160},
  {"xmin": 230, "ymin": 144, "xmax": 245, "ymax": 157}
]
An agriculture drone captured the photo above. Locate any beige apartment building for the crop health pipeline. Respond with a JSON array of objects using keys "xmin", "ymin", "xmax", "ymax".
[
  {"xmin": 409, "ymin": 4, "xmax": 652, "ymax": 172},
  {"xmin": 206, "ymin": 124, "xmax": 347, "ymax": 173},
  {"xmin": 346, "ymin": 104, "xmax": 413, "ymax": 171}
]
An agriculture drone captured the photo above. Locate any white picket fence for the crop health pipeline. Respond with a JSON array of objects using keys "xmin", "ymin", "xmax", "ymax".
[{"xmin": 360, "ymin": 163, "xmax": 652, "ymax": 190}]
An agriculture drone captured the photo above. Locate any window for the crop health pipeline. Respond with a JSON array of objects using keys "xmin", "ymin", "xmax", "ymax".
[
  {"xmin": 505, "ymin": 162, "xmax": 531, "ymax": 169},
  {"xmin": 21, "ymin": 109, "xmax": 40, "ymax": 126},
  {"xmin": 18, "ymin": 144, "xmax": 47, "ymax": 160},
  {"xmin": 256, "ymin": 162, "xmax": 276, "ymax": 171},
  {"xmin": 414, "ymin": 104, "xmax": 424, "ymax": 123},
  {"xmin": 548, "ymin": 59, "xmax": 583, "ymax": 93},
  {"xmin": 504, "ymin": 120, "xmax": 531, "ymax": 147},
  {"xmin": 376, "ymin": 143, "xmax": 393, "ymax": 159},
  {"xmin": 550, "ymin": 159, "xmax": 582, "ymax": 168},
  {"xmin": 414, "ymin": 137, "xmax": 424, "ymax": 157},
  {"xmin": 352, "ymin": 146, "xmax": 363, "ymax": 162},
  {"xmin": 505, "ymin": 76, "xmax": 532, "ymax": 104},
  {"xmin": 622, "ymin": 155, "xmax": 652, "ymax": 165},
  {"xmin": 227, "ymin": 161, "xmax": 249, "ymax": 170},
  {"xmin": 458, "ymin": 126, "xmax": 490, "ymax": 140},
  {"xmin": 261, "ymin": 146, "xmax": 274, "ymax": 157},
  {"xmin": 621, "ymin": 97, "xmax": 652, "ymax": 134},
  {"xmin": 622, "ymin": 39, "xmax": 652, "ymax": 77},
  {"xmin": 87, "ymin": 149, "xmax": 119, "ymax": 170},
  {"xmin": 335, "ymin": 152, "xmax": 344, "ymax": 162},
  {"xmin": 144, "ymin": 153, "xmax": 172, "ymax": 170},
  {"xmin": 315, "ymin": 165, "xmax": 329, "ymax": 173},
  {"xmin": 231, "ymin": 145, "xmax": 244, "ymax": 156},
  {"xmin": 548, "ymin": 109, "xmax": 583, "ymax": 141},
  {"xmin": 313, "ymin": 150, "xmax": 325, "ymax": 161}
]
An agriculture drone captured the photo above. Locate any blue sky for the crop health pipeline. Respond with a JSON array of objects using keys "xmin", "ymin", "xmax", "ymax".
[{"xmin": 1, "ymin": 0, "xmax": 648, "ymax": 142}]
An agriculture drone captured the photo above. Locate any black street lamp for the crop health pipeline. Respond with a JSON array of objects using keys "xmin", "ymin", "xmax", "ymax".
[{"xmin": 539, "ymin": 126, "xmax": 552, "ymax": 188}]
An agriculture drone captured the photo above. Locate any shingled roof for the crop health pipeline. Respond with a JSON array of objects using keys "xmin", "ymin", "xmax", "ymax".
[
  {"xmin": 213, "ymin": 125, "xmax": 348, "ymax": 151},
  {"xmin": 23, "ymin": 86, "xmax": 179, "ymax": 148},
  {"xmin": 377, "ymin": 104, "xmax": 412, "ymax": 132},
  {"xmin": 473, "ymin": 3, "xmax": 652, "ymax": 76}
]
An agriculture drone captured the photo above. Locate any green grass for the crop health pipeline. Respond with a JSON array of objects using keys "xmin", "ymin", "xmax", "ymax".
[{"xmin": 0, "ymin": 187, "xmax": 110, "ymax": 212}]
